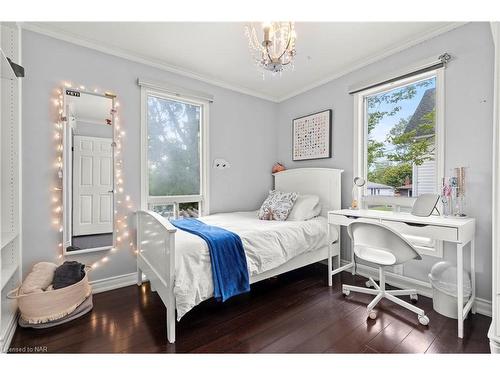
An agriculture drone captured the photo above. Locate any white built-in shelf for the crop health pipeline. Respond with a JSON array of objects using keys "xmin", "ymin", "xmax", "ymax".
[
  {"xmin": 1, "ymin": 23, "xmax": 22, "ymax": 352},
  {"xmin": 1, "ymin": 264, "xmax": 18, "ymax": 290},
  {"xmin": 1, "ymin": 232, "xmax": 18, "ymax": 249}
]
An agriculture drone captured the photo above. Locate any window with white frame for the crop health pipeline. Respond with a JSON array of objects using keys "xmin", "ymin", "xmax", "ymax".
[
  {"xmin": 141, "ymin": 88, "xmax": 209, "ymax": 219},
  {"xmin": 354, "ymin": 70, "xmax": 444, "ymax": 212}
]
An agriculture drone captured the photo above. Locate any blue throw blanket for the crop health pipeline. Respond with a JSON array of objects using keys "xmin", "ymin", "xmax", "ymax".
[{"xmin": 170, "ymin": 218, "xmax": 250, "ymax": 302}]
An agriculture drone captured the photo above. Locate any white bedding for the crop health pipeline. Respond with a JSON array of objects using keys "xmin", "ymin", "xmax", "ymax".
[{"xmin": 173, "ymin": 210, "xmax": 335, "ymax": 320}]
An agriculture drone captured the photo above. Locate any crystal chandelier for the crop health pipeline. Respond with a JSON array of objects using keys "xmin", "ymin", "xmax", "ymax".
[{"xmin": 245, "ymin": 22, "xmax": 297, "ymax": 75}]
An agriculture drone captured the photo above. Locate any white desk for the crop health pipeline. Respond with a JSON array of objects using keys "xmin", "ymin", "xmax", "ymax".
[{"xmin": 328, "ymin": 209, "xmax": 476, "ymax": 338}]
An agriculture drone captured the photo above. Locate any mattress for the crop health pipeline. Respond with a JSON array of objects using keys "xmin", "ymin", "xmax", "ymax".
[{"xmin": 173, "ymin": 211, "xmax": 335, "ymax": 319}]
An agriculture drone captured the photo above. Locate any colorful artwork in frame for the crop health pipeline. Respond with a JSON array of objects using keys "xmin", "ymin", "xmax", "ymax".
[{"xmin": 292, "ymin": 109, "xmax": 332, "ymax": 161}]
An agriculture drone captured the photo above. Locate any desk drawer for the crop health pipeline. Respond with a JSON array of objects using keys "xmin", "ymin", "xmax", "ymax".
[
  {"xmin": 381, "ymin": 220, "xmax": 458, "ymax": 242},
  {"xmin": 328, "ymin": 213, "xmax": 353, "ymax": 226}
]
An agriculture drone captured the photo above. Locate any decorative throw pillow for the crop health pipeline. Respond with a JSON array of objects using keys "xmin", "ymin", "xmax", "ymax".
[{"xmin": 258, "ymin": 190, "xmax": 298, "ymax": 221}]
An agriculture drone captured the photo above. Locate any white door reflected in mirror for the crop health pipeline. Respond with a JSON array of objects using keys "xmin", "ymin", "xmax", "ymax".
[
  {"xmin": 72, "ymin": 135, "xmax": 113, "ymax": 236},
  {"xmin": 62, "ymin": 89, "xmax": 116, "ymax": 254}
]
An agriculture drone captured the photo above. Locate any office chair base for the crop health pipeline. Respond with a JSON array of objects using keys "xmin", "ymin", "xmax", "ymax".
[
  {"xmin": 368, "ymin": 310, "xmax": 377, "ymax": 320},
  {"xmin": 342, "ymin": 278, "xmax": 429, "ymax": 326},
  {"xmin": 418, "ymin": 315, "xmax": 430, "ymax": 325}
]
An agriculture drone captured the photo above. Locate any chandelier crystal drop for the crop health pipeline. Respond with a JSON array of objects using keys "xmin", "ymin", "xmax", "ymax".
[{"xmin": 245, "ymin": 22, "xmax": 297, "ymax": 75}]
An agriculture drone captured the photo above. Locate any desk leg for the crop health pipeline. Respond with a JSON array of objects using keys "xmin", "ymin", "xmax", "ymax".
[
  {"xmin": 327, "ymin": 224, "xmax": 333, "ymax": 287},
  {"xmin": 328, "ymin": 245, "xmax": 333, "ymax": 287},
  {"xmin": 471, "ymin": 237, "xmax": 476, "ymax": 314},
  {"xmin": 457, "ymin": 243, "xmax": 464, "ymax": 339},
  {"xmin": 351, "ymin": 241, "xmax": 355, "ymax": 276}
]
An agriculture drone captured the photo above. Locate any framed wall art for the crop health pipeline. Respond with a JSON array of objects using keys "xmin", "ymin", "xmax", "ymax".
[{"xmin": 292, "ymin": 109, "xmax": 332, "ymax": 161}]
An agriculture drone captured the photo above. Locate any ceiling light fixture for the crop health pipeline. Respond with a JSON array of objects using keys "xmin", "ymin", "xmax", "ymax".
[{"xmin": 244, "ymin": 22, "xmax": 297, "ymax": 76}]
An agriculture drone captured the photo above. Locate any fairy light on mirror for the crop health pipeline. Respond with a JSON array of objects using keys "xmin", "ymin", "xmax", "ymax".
[
  {"xmin": 52, "ymin": 88, "xmax": 64, "ymax": 260},
  {"xmin": 53, "ymin": 84, "xmax": 135, "ymax": 269},
  {"xmin": 109, "ymin": 94, "xmax": 134, "ymax": 258}
]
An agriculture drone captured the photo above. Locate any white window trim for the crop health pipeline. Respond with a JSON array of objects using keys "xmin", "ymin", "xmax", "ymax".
[
  {"xmin": 140, "ymin": 87, "xmax": 210, "ymax": 216},
  {"xmin": 352, "ymin": 69, "xmax": 445, "ymax": 257}
]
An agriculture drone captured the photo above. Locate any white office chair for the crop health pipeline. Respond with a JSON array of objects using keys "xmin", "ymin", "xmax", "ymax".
[{"xmin": 342, "ymin": 219, "xmax": 430, "ymax": 325}]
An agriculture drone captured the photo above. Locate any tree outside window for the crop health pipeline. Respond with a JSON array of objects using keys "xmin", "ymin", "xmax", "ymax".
[
  {"xmin": 366, "ymin": 76, "xmax": 436, "ymax": 198},
  {"xmin": 146, "ymin": 94, "xmax": 204, "ymax": 218},
  {"xmin": 147, "ymin": 95, "xmax": 201, "ymax": 197}
]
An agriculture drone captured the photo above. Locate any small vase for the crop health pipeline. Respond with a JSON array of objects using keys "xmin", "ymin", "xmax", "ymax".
[{"xmin": 441, "ymin": 196, "xmax": 451, "ymax": 217}]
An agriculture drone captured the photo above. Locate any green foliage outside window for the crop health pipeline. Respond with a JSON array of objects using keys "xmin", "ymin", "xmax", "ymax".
[
  {"xmin": 366, "ymin": 77, "xmax": 436, "ymax": 190},
  {"xmin": 147, "ymin": 96, "xmax": 201, "ymax": 196}
]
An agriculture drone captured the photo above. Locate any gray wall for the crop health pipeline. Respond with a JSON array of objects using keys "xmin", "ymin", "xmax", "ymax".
[
  {"xmin": 22, "ymin": 30, "xmax": 277, "ymax": 281},
  {"xmin": 276, "ymin": 22, "xmax": 494, "ymax": 301}
]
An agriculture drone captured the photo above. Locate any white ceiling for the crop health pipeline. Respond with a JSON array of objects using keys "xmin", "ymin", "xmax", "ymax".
[{"xmin": 25, "ymin": 22, "xmax": 461, "ymax": 102}]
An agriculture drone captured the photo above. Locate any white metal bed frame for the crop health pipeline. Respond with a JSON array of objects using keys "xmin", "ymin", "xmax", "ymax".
[{"xmin": 136, "ymin": 167, "xmax": 343, "ymax": 343}]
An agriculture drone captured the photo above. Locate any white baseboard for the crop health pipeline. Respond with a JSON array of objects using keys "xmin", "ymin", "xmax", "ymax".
[
  {"xmin": 340, "ymin": 260, "xmax": 492, "ymax": 317},
  {"xmin": 1, "ymin": 311, "xmax": 19, "ymax": 353},
  {"xmin": 90, "ymin": 272, "xmax": 138, "ymax": 294},
  {"xmin": 476, "ymin": 298, "xmax": 493, "ymax": 318}
]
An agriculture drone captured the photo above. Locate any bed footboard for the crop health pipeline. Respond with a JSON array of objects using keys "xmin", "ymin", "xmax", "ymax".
[{"xmin": 136, "ymin": 210, "xmax": 177, "ymax": 343}]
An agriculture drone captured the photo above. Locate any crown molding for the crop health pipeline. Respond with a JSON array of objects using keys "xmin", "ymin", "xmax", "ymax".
[
  {"xmin": 20, "ymin": 22, "xmax": 467, "ymax": 104},
  {"xmin": 276, "ymin": 22, "xmax": 467, "ymax": 102},
  {"xmin": 19, "ymin": 22, "xmax": 280, "ymax": 102}
]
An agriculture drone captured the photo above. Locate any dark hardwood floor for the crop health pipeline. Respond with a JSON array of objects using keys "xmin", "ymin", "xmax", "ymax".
[{"xmin": 9, "ymin": 264, "xmax": 491, "ymax": 353}]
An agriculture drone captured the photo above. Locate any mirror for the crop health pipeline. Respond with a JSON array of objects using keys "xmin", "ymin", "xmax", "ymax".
[
  {"xmin": 351, "ymin": 176, "xmax": 366, "ymax": 209},
  {"xmin": 62, "ymin": 89, "xmax": 115, "ymax": 254},
  {"xmin": 353, "ymin": 177, "xmax": 366, "ymax": 187}
]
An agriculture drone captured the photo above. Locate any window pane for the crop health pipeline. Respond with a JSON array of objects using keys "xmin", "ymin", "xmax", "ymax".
[
  {"xmin": 178, "ymin": 202, "xmax": 199, "ymax": 218},
  {"xmin": 149, "ymin": 204, "xmax": 175, "ymax": 219},
  {"xmin": 147, "ymin": 95, "xmax": 201, "ymax": 196},
  {"xmin": 366, "ymin": 76, "xmax": 436, "ymax": 199},
  {"xmin": 367, "ymin": 204, "xmax": 393, "ymax": 211},
  {"xmin": 365, "ymin": 204, "xmax": 412, "ymax": 213}
]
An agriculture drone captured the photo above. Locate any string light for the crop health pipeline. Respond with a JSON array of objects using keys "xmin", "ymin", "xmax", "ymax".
[
  {"xmin": 53, "ymin": 83, "xmax": 135, "ymax": 270},
  {"xmin": 53, "ymin": 88, "xmax": 64, "ymax": 260}
]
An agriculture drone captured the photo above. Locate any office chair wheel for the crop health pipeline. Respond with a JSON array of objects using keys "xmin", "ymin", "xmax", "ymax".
[
  {"xmin": 365, "ymin": 280, "xmax": 373, "ymax": 288},
  {"xmin": 342, "ymin": 287, "xmax": 350, "ymax": 296},
  {"xmin": 418, "ymin": 315, "xmax": 430, "ymax": 326},
  {"xmin": 410, "ymin": 294, "xmax": 418, "ymax": 303},
  {"xmin": 367, "ymin": 310, "xmax": 377, "ymax": 320}
]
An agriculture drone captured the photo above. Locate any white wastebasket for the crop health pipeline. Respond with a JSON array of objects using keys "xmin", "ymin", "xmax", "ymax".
[{"xmin": 429, "ymin": 261, "xmax": 471, "ymax": 319}]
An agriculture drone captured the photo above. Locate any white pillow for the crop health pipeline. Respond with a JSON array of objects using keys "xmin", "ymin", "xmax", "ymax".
[
  {"xmin": 287, "ymin": 194, "xmax": 322, "ymax": 221},
  {"xmin": 20, "ymin": 262, "xmax": 58, "ymax": 294}
]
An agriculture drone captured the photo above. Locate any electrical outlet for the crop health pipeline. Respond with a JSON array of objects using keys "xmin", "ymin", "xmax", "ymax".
[{"xmin": 213, "ymin": 158, "xmax": 231, "ymax": 169}]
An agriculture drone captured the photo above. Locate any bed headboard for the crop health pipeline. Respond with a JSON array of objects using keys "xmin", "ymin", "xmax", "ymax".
[{"xmin": 273, "ymin": 168, "xmax": 343, "ymax": 216}]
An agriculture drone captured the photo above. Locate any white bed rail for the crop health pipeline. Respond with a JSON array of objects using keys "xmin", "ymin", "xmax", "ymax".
[{"xmin": 136, "ymin": 210, "xmax": 177, "ymax": 343}]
